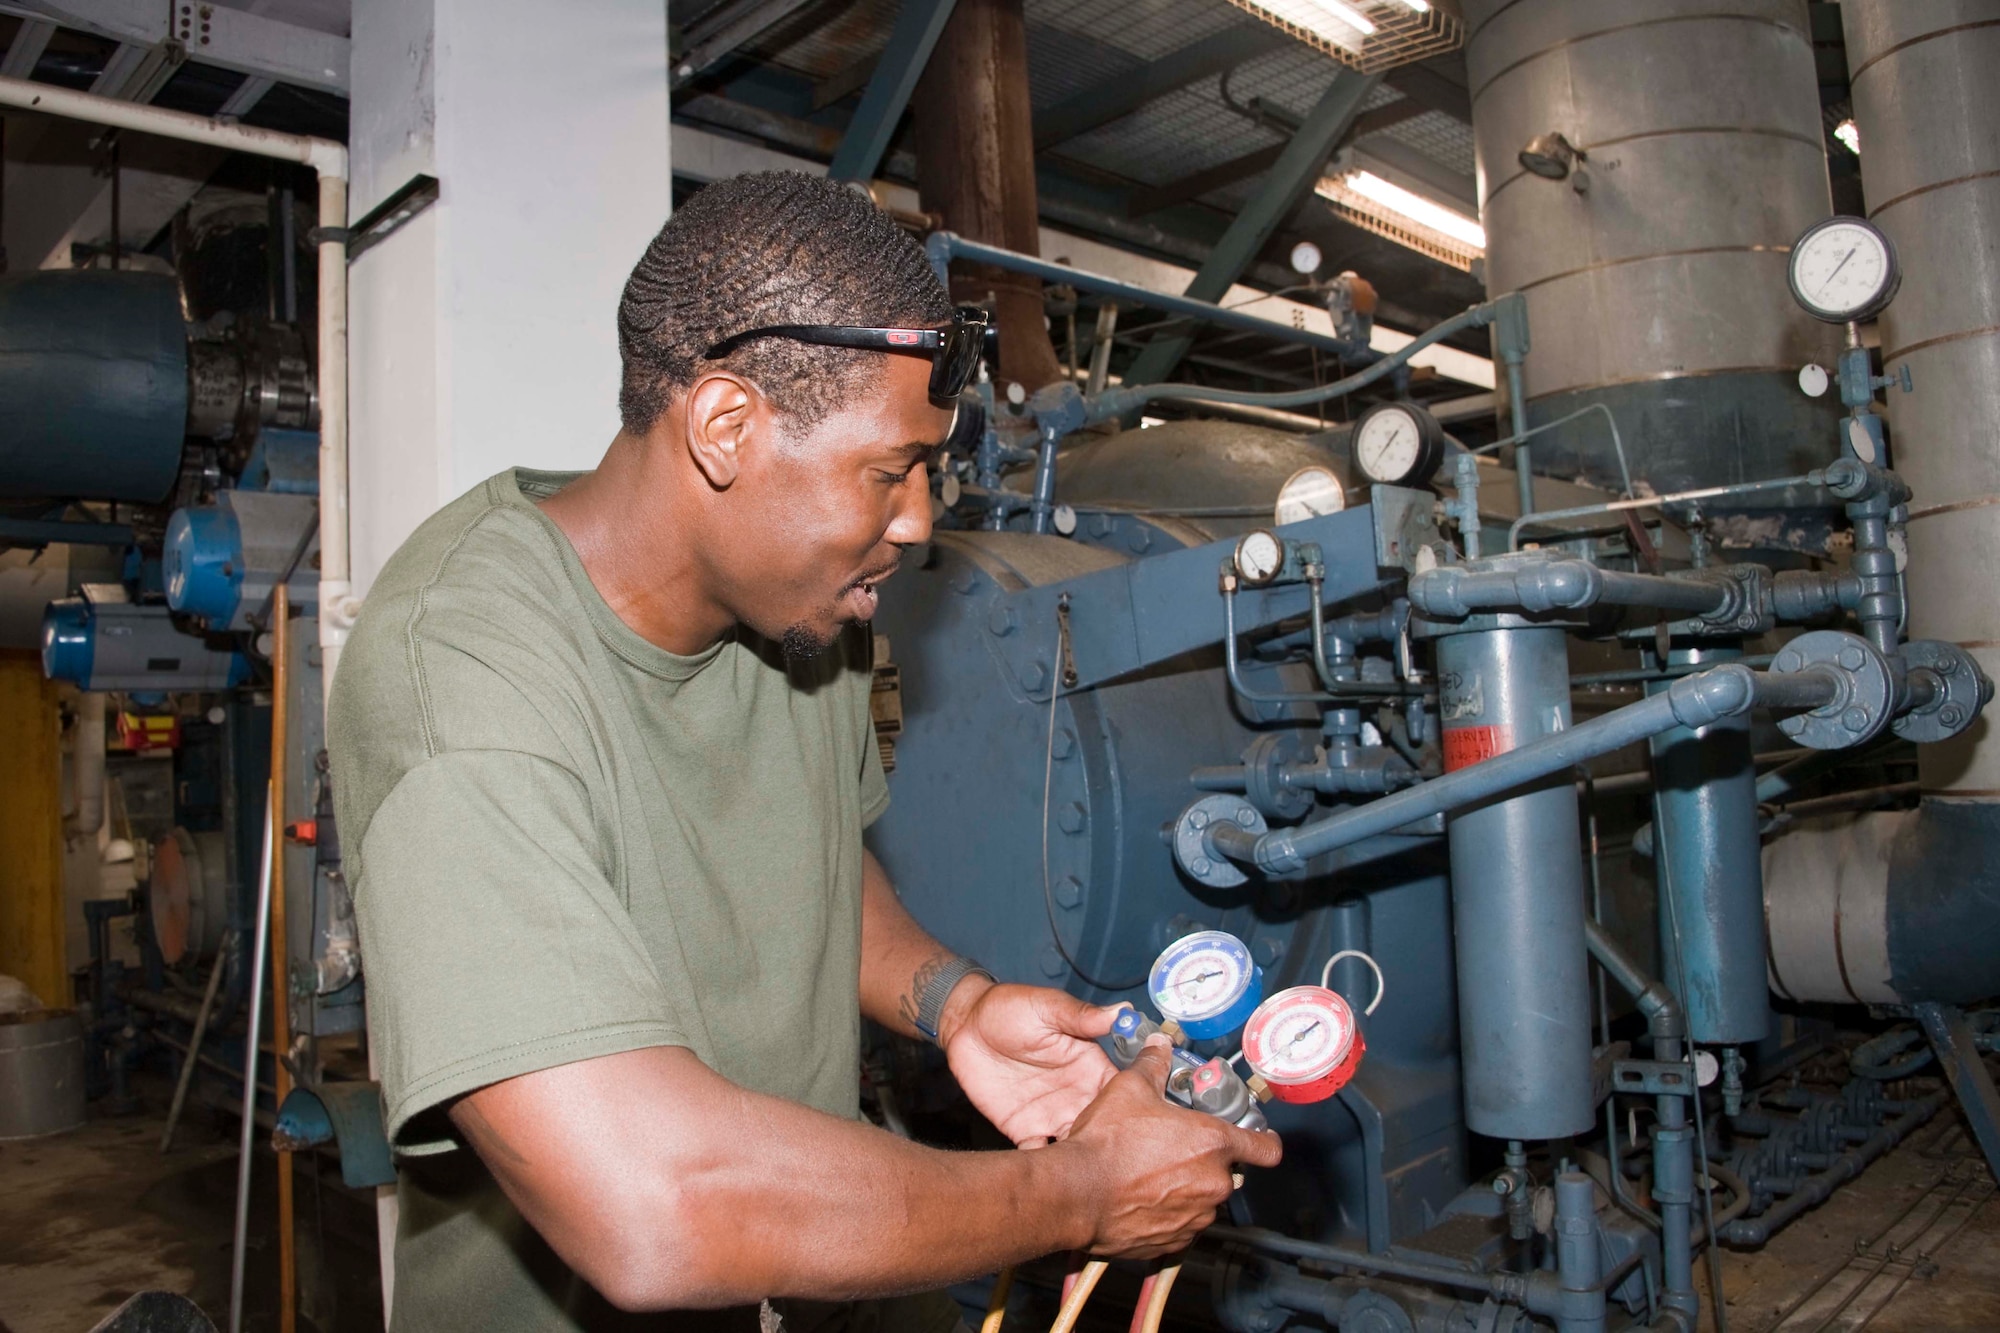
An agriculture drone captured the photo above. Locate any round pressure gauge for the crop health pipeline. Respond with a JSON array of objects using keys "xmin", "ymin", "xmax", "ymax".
[
  {"xmin": 1241, "ymin": 985, "xmax": 1366, "ymax": 1104},
  {"xmin": 1234, "ymin": 530, "xmax": 1285, "ymax": 586},
  {"xmin": 1352, "ymin": 402, "xmax": 1445, "ymax": 487},
  {"xmin": 1275, "ymin": 465, "xmax": 1347, "ymax": 526},
  {"xmin": 1788, "ymin": 217, "xmax": 1901, "ymax": 323},
  {"xmin": 1148, "ymin": 930, "xmax": 1264, "ymax": 1041}
]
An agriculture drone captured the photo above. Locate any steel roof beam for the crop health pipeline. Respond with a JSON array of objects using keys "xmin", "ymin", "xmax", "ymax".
[
  {"xmin": 1129, "ymin": 97, "xmax": 1431, "ymax": 216},
  {"xmin": 1032, "ymin": 22, "xmax": 1290, "ymax": 151},
  {"xmin": 1, "ymin": 0, "xmax": 348, "ymax": 94},
  {"xmin": 1119, "ymin": 69, "xmax": 1381, "ymax": 388},
  {"xmin": 828, "ymin": 0, "xmax": 955, "ymax": 183},
  {"xmin": 0, "ymin": 15, "xmax": 53, "ymax": 78}
]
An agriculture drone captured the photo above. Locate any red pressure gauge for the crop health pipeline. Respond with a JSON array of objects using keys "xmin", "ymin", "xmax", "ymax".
[{"xmin": 1241, "ymin": 985, "xmax": 1366, "ymax": 1104}]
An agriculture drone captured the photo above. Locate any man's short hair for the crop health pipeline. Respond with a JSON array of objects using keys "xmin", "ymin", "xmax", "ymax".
[{"xmin": 617, "ymin": 171, "xmax": 953, "ymax": 433}]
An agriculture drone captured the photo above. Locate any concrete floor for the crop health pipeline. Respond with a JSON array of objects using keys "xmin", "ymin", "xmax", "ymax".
[
  {"xmin": 0, "ymin": 1074, "xmax": 383, "ymax": 1333},
  {"xmin": 1, "ymin": 1077, "xmax": 1995, "ymax": 1333}
]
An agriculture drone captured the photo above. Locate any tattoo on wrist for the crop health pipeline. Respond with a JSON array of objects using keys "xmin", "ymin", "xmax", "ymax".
[{"xmin": 898, "ymin": 951, "xmax": 954, "ymax": 1032}]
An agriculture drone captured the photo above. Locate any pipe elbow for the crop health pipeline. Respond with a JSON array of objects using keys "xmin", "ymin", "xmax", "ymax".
[
  {"xmin": 1406, "ymin": 568, "xmax": 1465, "ymax": 617},
  {"xmin": 1524, "ymin": 561, "xmax": 1599, "ymax": 611},
  {"xmin": 1666, "ymin": 664, "xmax": 1757, "ymax": 729}
]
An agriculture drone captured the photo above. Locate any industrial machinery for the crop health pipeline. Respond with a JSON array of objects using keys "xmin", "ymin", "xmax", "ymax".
[{"xmin": 859, "ymin": 10, "xmax": 2000, "ymax": 1315}]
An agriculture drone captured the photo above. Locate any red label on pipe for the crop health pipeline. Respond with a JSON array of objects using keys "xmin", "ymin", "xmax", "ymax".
[{"xmin": 1442, "ymin": 724, "xmax": 1512, "ymax": 771}]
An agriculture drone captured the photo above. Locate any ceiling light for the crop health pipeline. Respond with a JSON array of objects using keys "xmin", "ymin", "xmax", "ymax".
[
  {"xmin": 1834, "ymin": 119, "xmax": 1860, "ymax": 155},
  {"xmin": 1388, "ymin": 0, "xmax": 1432, "ymax": 10},
  {"xmin": 1341, "ymin": 170, "xmax": 1486, "ymax": 248},
  {"xmin": 1253, "ymin": 0, "xmax": 1377, "ymax": 50},
  {"xmin": 1518, "ymin": 131, "xmax": 1582, "ymax": 180}
]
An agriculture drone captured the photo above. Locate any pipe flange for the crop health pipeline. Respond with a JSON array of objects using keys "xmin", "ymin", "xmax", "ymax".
[
  {"xmin": 1893, "ymin": 639, "xmax": 1992, "ymax": 744},
  {"xmin": 1241, "ymin": 731, "xmax": 1315, "ymax": 821},
  {"xmin": 1771, "ymin": 630, "xmax": 1894, "ymax": 750},
  {"xmin": 1173, "ymin": 795, "xmax": 1268, "ymax": 889}
]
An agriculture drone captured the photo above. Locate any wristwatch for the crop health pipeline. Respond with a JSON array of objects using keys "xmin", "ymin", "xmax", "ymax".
[{"xmin": 914, "ymin": 956, "xmax": 997, "ymax": 1045}]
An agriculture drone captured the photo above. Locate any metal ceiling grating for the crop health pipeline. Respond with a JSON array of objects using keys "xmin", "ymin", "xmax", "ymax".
[
  {"xmin": 1025, "ymin": 0, "xmax": 1251, "ymax": 63},
  {"xmin": 1218, "ymin": 0, "xmax": 1463, "ymax": 74},
  {"xmin": 1375, "ymin": 108, "xmax": 1474, "ymax": 177}
]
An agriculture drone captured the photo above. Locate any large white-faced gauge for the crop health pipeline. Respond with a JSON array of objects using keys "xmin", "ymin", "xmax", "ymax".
[
  {"xmin": 1148, "ymin": 930, "xmax": 1264, "ymax": 1041},
  {"xmin": 1788, "ymin": 217, "xmax": 1901, "ymax": 323},
  {"xmin": 1353, "ymin": 402, "xmax": 1445, "ymax": 487},
  {"xmin": 1241, "ymin": 985, "xmax": 1366, "ymax": 1104},
  {"xmin": 1275, "ymin": 465, "xmax": 1347, "ymax": 527}
]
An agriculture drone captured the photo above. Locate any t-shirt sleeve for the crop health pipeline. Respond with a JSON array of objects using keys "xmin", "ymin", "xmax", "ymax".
[
  {"xmin": 860, "ymin": 716, "xmax": 890, "ymax": 829},
  {"xmin": 355, "ymin": 748, "xmax": 687, "ymax": 1151}
]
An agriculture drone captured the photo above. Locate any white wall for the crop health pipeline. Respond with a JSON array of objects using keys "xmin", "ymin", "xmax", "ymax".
[{"xmin": 348, "ymin": 0, "xmax": 673, "ymax": 596}]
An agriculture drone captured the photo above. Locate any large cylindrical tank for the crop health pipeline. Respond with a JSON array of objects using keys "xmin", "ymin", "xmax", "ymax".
[
  {"xmin": 1843, "ymin": 1, "xmax": 2000, "ymax": 798},
  {"xmin": 1466, "ymin": 0, "xmax": 1842, "ymax": 493},
  {"xmin": 1055, "ymin": 420, "xmax": 1350, "ymax": 539},
  {"xmin": 1758, "ymin": 3, "xmax": 2000, "ymax": 1011},
  {"xmin": 41, "ymin": 593, "xmax": 246, "ymax": 694},
  {"xmin": 868, "ymin": 523, "xmax": 1465, "ymax": 1246},
  {"xmin": 0, "ymin": 271, "xmax": 188, "ymax": 503}
]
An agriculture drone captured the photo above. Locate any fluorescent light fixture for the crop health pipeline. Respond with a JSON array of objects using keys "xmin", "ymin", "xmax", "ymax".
[
  {"xmin": 1388, "ymin": 0, "xmax": 1431, "ymax": 10},
  {"xmin": 1342, "ymin": 170, "xmax": 1486, "ymax": 248},
  {"xmin": 1834, "ymin": 118, "xmax": 1860, "ymax": 155},
  {"xmin": 1256, "ymin": 0, "xmax": 1377, "ymax": 47}
]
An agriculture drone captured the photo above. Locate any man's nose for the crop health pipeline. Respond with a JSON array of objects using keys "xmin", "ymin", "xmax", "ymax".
[{"xmin": 886, "ymin": 465, "xmax": 935, "ymax": 547}]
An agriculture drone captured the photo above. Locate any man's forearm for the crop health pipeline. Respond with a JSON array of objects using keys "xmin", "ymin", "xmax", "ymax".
[
  {"xmin": 454, "ymin": 1046, "xmax": 1093, "ymax": 1311},
  {"xmin": 858, "ymin": 849, "xmax": 991, "ymax": 1044}
]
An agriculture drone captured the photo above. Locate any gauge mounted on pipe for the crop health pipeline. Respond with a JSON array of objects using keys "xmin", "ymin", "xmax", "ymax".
[
  {"xmin": 1148, "ymin": 930, "xmax": 1263, "ymax": 1041},
  {"xmin": 1788, "ymin": 216, "xmax": 1901, "ymax": 324},
  {"xmin": 1352, "ymin": 401, "xmax": 1445, "ymax": 488},
  {"xmin": 1232, "ymin": 530, "xmax": 1286, "ymax": 586}
]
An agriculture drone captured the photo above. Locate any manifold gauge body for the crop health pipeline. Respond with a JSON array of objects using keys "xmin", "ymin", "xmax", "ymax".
[
  {"xmin": 1241, "ymin": 985, "xmax": 1366, "ymax": 1104},
  {"xmin": 1148, "ymin": 930, "xmax": 1263, "ymax": 1041},
  {"xmin": 1788, "ymin": 217, "xmax": 1901, "ymax": 323}
]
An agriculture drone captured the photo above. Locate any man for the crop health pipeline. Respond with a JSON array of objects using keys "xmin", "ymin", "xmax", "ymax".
[{"xmin": 329, "ymin": 171, "xmax": 1279, "ymax": 1331}]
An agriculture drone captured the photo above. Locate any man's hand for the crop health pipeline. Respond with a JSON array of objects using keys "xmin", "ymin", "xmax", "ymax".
[
  {"xmin": 1060, "ymin": 1036, "xmax": 1283, "ymax": 1258},
  {"xmin": 938, "ymin": 978, "xmax": 1120, "ymax": 1146}
]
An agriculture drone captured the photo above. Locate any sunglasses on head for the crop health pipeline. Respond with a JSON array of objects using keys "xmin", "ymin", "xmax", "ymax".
[{"xmin": 701, "ymin": 304, "xmax": 990, "ymax": 400}]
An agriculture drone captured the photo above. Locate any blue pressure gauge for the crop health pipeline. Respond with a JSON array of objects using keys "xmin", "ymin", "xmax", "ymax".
[{"xmin": 1148, "ymin": 930, "xmax": 1263, "ymax": 1041}]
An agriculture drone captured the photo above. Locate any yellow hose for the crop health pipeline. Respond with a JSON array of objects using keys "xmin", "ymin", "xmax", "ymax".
[
  {"xmin": 1049, "ymin": 1260, "xmax": 1109, "ymax": 1333},
  {"xmin": 982, "ymin": 1266, "xmax": 1015, "ymax": 1333},
  {"xmin": 1137, "ymin": 1264, "xmax": 1180, "ymax": 1333}
]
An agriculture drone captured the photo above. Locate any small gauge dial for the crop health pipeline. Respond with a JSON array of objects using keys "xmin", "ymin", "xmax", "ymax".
[
  {"xmin": 1234, "ymin": 530, "xmax": 1285, "ymax": 585},
  {"xmin": 1788, "ymin": 217, "xmax": 1901, "ymax": 323},
  {"xmin": 1275, "ymin": 465, "xmax": 1347, "ymax": 526},
  {"xmin": 1353, "ymin": 402, "xmax": 1445, "ymax": 487},
  {"xmin": 1241, "ymin": 985, "xmax": 1365, "ymax": 1104},
  {"xmin": 1148, "ymin": 930, "xmax": 1264, "ymax": 1040}
]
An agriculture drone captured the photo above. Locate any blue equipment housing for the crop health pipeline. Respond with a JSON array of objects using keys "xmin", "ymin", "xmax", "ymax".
[{"xmin": 41, "ymin": 590, "xmax": 246, "ymax": 693}]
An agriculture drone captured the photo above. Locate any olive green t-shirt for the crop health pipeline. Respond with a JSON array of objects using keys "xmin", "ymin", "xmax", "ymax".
[{"xmin": 328, "ymin": 468, "xmax": 891, "ymax": 1331}]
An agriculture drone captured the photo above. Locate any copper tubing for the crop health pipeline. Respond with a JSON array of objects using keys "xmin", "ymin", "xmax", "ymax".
[{"xmin": 269, "ymin": 584, "xmax": 296, "ymax": 1333}]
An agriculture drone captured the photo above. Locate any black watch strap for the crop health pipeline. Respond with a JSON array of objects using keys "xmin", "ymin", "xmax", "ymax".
[{"xmin": 913, "ymin": 957, "xmax": 996, "ymax": 1045}]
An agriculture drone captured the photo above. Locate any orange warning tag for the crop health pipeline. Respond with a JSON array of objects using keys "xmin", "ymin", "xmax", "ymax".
[{"xmin": 1442, "ymin": 724, "xmax": 1512, "ymax": 771}]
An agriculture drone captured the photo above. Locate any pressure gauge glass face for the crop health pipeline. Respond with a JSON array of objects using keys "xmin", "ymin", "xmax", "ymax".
[
  {"xmin": 1789, "ymin": 218, "xmax": 1900, "ymax": 323},
  {"xmin": 1241, "ymin": 986, "xmax": 1358, "ymax": 1099},
  {"xmin": 1353, "ymin": 403, "xmax": 1442, "ymax": 486},
  {"xmin": 1234, "ymin": 530, "xmax": 1284, "ymax": 585},
  {"xmin": 1275, "ymin": 466, "xmax": 1346, "ymax": 526},
  {"xmin": 1149, "ymin": 931, "xmax": 1259, "ymax": 1030}
]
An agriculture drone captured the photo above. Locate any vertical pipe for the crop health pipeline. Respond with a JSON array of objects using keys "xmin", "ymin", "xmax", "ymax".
[
  {"xmin": 1554, "ymin": 1171, "xmax": 1606, "ymax": 1333},
  {"xmin": 1652, "ymin": 1035, "xmax": 1698, "ymax": 1328},
  {"xmin": 1506, "ymin": 358, "xmax": 1533, "ymax": 518},
  {"xmin": 1647, "ymin": 643, "xmax": 1768, "ymax": 1045},
  {"xmin": 229, "ymin": 788, "xmax": 276, "ymax": 1333},
  {"xmin": 268, "ymin": 586, "xmax": 296, "ymax": 1333},
  {"xmin": 314, "ymin": 172, "xmax": 353, "ymax": 710},
  {"xmin": 1436, "ymin": 623, "xmax": 1594, "ymax": 1139}
]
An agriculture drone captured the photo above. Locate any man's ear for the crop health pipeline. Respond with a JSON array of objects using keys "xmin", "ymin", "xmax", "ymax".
[{"xmin": 683, "ymin": 371, "xmax": 759, "ymax": 489}]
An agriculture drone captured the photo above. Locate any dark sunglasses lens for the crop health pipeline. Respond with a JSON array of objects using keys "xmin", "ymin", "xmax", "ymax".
[{"xmin": 933, "ymin": 321, "xmax": 983, "ymax": 397}]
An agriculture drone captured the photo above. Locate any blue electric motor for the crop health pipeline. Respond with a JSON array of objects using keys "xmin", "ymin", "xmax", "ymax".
[
  {"xmin": 42, "ymin": 590, "xmax": 246, "ymax": 693},
  {"xmin": 165, "ymin": 489, "xmax": 320, "ymax": 632}
]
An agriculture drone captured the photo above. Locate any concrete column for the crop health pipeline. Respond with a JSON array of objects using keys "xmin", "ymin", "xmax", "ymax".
[{"xmin": 348, "ymin": 0, "xmax": 672, "ymax": 596}]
